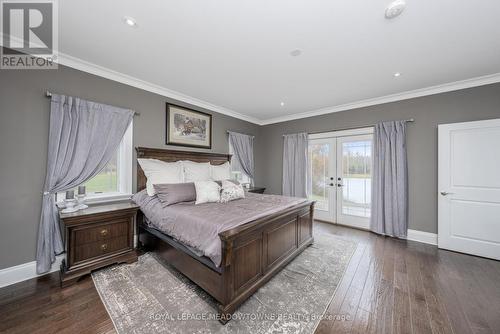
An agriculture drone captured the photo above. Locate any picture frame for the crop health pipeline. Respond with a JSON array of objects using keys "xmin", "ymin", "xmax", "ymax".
[{"xmin": 166, "ymin": 103, "xmax": 212, "ymax": 149}]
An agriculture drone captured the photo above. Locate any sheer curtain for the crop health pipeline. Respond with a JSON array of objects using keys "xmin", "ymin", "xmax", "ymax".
[
  {"xmin": 228, "ymin": 131, "xmax": 255, "ymax": 183},
  {"xmin": 370, "ymin": 121, "xmax": 408, "ymax": 238},
  {"xmin": 36, "ymin": 94, "xmax": 134, "ymax": 274},
  {"xmin": 282, "ymin": 133, "xmax": 309, "ymax": 198}
]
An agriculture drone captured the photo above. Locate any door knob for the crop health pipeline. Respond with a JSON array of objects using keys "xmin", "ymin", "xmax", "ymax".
[
  {"xmin": 337, "ymin": 184, "xmax": 343, "ymax": 187},
  {"xmin": 440, "ymin": 191, "xmax": 454, "ymax": 196},
  {"xmin": 329, "ymin": 183, "xmax": 334, "ymax": 186}
]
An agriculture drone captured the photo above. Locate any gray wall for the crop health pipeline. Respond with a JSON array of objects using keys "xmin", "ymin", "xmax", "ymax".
[
  {"xmin": 0, "ymin": 66, "xmax": 261, "ymax": 270},
  {"xmin": 1, "ymin": 65, "xmax": 499, "ymax": 271},
  {"xmin": 259, "ymin": 83, "xmax": 500, "ymax": 234}
]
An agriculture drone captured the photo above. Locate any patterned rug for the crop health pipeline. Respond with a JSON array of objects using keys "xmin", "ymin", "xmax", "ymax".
[{"xmin": 92, "ymin": 233, "xmax": 357, "ymax": 334}]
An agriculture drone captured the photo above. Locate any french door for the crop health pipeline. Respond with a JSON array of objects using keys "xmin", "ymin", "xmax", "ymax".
[{"xmin": 309, "ymin": 129, "xmax": 373, "ymax": 229}]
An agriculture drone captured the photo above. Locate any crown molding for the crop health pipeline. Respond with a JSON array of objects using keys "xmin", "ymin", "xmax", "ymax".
[
  {"xmin": 55, "ymin": 52, "xmax": 262, "ymax": 125},
  {"xmin": 3, "ymin": 36, "xmax": 499, "ymax": 126},
  {"xmin": 260, "ymin": 72, "xmax": 500, "ymax": 125}
]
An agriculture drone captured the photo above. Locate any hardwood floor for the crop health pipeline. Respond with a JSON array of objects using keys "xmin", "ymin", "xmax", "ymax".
[
  {"xmin": 1, "ymin": 222, "xmax": 499, "ymax": 333},
  {"xmin": 314, "ymin": 222, "xmax": 500, "ymax": 334}
]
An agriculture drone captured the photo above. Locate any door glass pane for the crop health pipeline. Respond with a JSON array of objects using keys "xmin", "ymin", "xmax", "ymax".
[
  {"xmin": 341, "ymin": 140, "xmax": 371, "ymax": 217},
  {"xmin": 84, "ymin": 150, "xmax": 119, "ymax": 194},
  {"xmin": 309, "ymin": 142, "xmax": 330, "ymax": 211}
]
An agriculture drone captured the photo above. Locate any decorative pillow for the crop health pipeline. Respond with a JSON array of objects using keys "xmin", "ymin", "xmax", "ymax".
[
  {"xmin": 220, "ymin": 179, "xmax": 245, "ymax": 203},
  {"xmin": 153, "ymin": 183, "xmax": 196, "ymax": 207},
  {"xmin": 182, "ymin": 161, "xmax": 211, "ymax": 182},
  {"xmin": 137, "ymin": 159, "xmax": 183, "ymax": 196},
  {"xmin": 194, "ymin": 180, "xmax": 221, "ymax": 204},
  {"xmin": 214, "ymin": 179, "xmax": 240, "ymax": 187},
  {"xmin": 211, "ymin": 162, "xmax": 231, "ymax": 181}
]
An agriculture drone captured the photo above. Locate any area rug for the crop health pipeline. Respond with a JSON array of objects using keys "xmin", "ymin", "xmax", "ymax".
[{"xmin": 92, "ymin": 233, "xmax": 357, "ymax": 334}]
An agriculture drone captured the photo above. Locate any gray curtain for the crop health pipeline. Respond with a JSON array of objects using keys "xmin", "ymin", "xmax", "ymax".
[
  {"xmin": 228, "ymin": 131, "xmax": 255, "ymax": 182},
  {"xmin": 282, "ymin": 133, "xmax": 308, "ymax": 198},
  {"xmin": 36, "ymin": 94, "xmax": 134, "ymax": 274},
  {"xmin": 370, "ymin": 121, "xmax": 408, "ymax": 238}
]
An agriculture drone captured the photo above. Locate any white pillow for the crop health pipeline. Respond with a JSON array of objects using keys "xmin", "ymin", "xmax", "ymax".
[
  {"xmin": 138, "ymin": 159, "xmax": 183, "ymax": 196},
  {"xmin": 183, "ymin": 161, "xmax": 211, "ymax": 182},
  {"xmin": 211, "ymin": 162, "xmax": 231, "ymax": 181},
  {"xmin": 220, "ymin": 179, "xmax": 245, "ymax": 203},
  {"xmin": 194, "ymin": 180, "xmax": 221, "ymax": 204}
]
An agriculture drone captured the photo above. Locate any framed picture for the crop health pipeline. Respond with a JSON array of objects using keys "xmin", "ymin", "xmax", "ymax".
[{"xmin": 166, "ymin": 103, "xmax": 212, "ymax": 149}]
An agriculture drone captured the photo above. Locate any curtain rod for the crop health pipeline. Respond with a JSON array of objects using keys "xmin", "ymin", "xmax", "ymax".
[
  {"xmin": 45, "ymin": 91, "xmax": 140, "ymax": 116},
  {"xmin": 284, "ymin": 118, "xmax": 415, "ymax": 137}
]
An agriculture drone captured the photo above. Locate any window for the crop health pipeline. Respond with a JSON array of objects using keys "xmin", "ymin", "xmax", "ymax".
[
  {"xmin": 228, "ymin": 142, "xmax": 252, "ymax": 185},
  {"xmin": 57, "ymin": 121, "xmax": 133, "ymax": 203}
]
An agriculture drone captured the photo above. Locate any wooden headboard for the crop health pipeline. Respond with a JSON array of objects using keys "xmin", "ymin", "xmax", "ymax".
[{"xmin": 135, "ymin": 147, "xmax": 232, "ymax": 192}]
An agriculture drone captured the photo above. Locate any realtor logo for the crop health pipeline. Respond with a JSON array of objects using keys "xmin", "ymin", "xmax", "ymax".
[{"xmin": 1, "ymin": 0, "xmax": 58, "ymax": 69}]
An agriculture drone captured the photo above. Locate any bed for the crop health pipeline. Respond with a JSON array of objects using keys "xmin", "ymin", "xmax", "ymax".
[{"xmin": 135, "ymin": 147, "xmax": 315, "ymax": 322}]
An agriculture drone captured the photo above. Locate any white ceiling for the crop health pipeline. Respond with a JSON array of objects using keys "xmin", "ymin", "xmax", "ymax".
[{"xmin": 58, "ymin": 0, "xmax": 500, "ymax": 124}]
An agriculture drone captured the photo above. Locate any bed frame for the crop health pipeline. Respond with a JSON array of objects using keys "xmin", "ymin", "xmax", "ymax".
[{"xmin": 135, "ymin": 147, "xmax": 314, "ymax": 323}]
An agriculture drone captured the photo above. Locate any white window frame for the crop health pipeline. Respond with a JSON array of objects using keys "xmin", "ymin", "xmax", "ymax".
[
  {"xmin": 57, "ymin": 120, "xmax": 133, "ymax": 205},
  {"xmin": 228, "ymin": 142, "xmax": 253, "ymax": 185}
]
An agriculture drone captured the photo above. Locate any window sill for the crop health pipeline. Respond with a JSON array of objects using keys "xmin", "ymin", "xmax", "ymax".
[{"xmin": 56, "ymin": 193, "xmax": 133, "ymax": 208}]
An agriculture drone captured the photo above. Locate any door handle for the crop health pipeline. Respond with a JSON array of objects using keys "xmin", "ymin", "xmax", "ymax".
[
  {"xmin": 329, "ymin": 183, "xmax": 334, "ymax": 186},
  {"xmin": 440, "ymin": 191, "xmax": 454, "ymax": 196},
  {"xmin": 337, "ymin": 184, "xmax": 343, "ymax": 187}
]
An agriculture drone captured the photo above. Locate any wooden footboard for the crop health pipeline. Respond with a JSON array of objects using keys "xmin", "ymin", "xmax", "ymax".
[{"xmin": 217, "ymin": 201, "xmax": 315, "ymax": 321}]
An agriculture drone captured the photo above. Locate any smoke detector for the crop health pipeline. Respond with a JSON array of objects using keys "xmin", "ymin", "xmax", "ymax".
[{"xmin": 385, "ymin": 0, "xmax": 406, "ymax": 19}]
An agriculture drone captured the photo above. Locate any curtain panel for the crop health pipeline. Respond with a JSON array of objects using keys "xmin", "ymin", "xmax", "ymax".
[
  {"xmin": 370, "ymin": 120, "xmax": 408, "ymax": 238},
  {"xmin": 228, "ymin": 131, "xmax": 255, "ymax": 183},
  {"xmin": 36, "ymin": 94, "xmax": 134, "ymax": 274},
  {"xmin": 282, "ymin": 133, "xmax": 309, "ymax": 198}
]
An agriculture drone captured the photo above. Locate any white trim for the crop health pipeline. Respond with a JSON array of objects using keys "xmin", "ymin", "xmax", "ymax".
[
  {"xmin": 260, "ymin": 73, "xmax": 500, "ymax": 125},
  {"xmin": 406, "ymin": 229, "xmax": 438, "ymax": 246},
  {"xmin": 0, "ymin": 254, "xmax": 65, "ymax": 288},
  {"xmin": 308, "ymin": 127, "xmax": 373, "ymax": 139},
  {"xmin": 55, "ymin": 52, "xmax": 261, "ymax": 125},
  {"xmin": 118, "ymin": 120, "xmax": 133, "ymax": 196}
]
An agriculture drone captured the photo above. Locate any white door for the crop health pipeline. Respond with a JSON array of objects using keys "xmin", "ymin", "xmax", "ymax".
[
  {"xmin": 438, "ymin": 118, "xmax": 500, "ymax": 260},
  {"xmin": 309, "ymin": 129, "xmax": 373, "ymax": 229},
  {"xmin": 308, "ymin": 138, "xmax": 336, "ymax": 222},
  {"xmin": 336, "ymin": 135, "xmax": 372, "ymax": 229}
]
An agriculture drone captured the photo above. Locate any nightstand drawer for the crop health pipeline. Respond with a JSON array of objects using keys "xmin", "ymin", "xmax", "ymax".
[
  {"xmin": 74, "ymin": 236, "xmax": 130, "ymax": 263},
  {"xmin": 74, "ymin": 220, "xmax": 130, "ymax": 245},
  {"xmin": 59, "ymin": 202, "xmax": 139, "ymax": 287}
]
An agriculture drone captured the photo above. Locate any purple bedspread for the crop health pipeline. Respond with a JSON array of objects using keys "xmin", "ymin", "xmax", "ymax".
[{"xmin": 132, "ymin": 190, "xmax": 307, "ymax": 266}]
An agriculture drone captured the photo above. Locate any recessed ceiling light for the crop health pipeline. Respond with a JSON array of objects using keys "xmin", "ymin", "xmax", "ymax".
[
  {"xmin": 385, "ymin": 0, "xmax": 406, "ymax": 19},
  {"xmin": 280, "ymin": 102, "xmax": 285, "ymax": 106},
  {"xmin": 290, "ymin": 49, "xmax": 302, "ymax": 57},
  {"xmin": 394, "ymin": 72, "xmax": 402, "ymax": 77},
  {"xmin": 124, "ymin": 16, "xmax": 137, "ymax": 27}
]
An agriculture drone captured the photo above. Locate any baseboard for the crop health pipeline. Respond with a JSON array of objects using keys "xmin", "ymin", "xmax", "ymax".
[
  {"xmin": 0, "ymin": 235, "xmax": 138, "ymax": 289},
  {"xmin": 0, "ymin": 254, "xmax": 65, "ymax": 288},
  {"xmin": 406, "ymin": 229, "xmax": 438, "ymax": 245}
]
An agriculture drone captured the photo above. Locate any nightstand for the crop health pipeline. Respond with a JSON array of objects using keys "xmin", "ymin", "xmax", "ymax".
[
  {"xmin": 246, "ymin": 186, "xmax": 266, "ymax": 194},
  {"xmin": 59, "ymin": 201, "xmax": 139, "ymax": 287}
]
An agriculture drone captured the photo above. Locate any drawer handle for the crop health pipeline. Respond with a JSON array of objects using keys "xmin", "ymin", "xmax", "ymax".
[
  {"xmin": 101, "ymin": 243, "xmax": 108, "ymax": 251},
  {"xmin": 100, "ymin": 229, "xmax": 108, "ymax": 237}
]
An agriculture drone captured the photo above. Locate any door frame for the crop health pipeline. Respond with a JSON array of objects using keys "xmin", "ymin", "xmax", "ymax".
[{"xmin": 309, "ymin": 127, "xmax": 373, "ymax": 228}]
